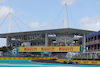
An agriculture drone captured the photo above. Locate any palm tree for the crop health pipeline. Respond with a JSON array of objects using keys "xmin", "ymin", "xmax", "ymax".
[
  {"xmin": 7, "ymin": 46, "xmax": 13, "ymax": 51},
  {"xmin": 2, "ymin": 46, "xmax": 13, "ymax": 57},
  {"xmin": 2, "ymin": 46, "xmax": 8, "ymax": 57}
]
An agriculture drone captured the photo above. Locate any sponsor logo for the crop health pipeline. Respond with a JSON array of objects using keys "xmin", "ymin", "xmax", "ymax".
[
  {"xmin": 24, "ymin": 48, "xmax": 37, "ymax": 51},
  {"xmin": 19, "ymin": 46, "xmax": 80, "ymax": 52},
  {"xmin": 59, "ymin": 47, "xmax": 73, "ymax": 51},
  {"xmin": 83, "ymin": 61, "xmax": 88, "ymax": 63},
  {"xmin": 91, "ymin": 61, "xmax": 97, "ymax": 64},
  {"xmin": 22, "ymin": 35, "xmax": 28, "ymax": 40},
  {"xmin": 41, "ymin": 48, "xmax": 55, "ymax": 51}
]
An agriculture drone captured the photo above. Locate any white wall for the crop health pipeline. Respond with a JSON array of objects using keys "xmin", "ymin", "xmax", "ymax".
[
  {"xmin": 0, "ymin": 38, "xmax": 6, "ymax": 47},
  {"xmin": 21, "ymin": 42, "xmax": 31, "ymax": 47}
]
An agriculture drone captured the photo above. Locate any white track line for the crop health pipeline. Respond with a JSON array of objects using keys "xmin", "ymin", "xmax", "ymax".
[{"xmin": 0, "ymin": 64, "xmax": 44, "ymax": 66}]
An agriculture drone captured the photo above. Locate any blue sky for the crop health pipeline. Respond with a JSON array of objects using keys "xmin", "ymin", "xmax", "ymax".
[{"xmin": 0, "ymin": 0, "xmax": 100, "ymax": 47}]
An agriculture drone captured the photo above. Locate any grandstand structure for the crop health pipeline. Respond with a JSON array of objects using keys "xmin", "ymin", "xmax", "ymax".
[
  {"xmin": 86, "ymin": 31, "xmax": 100, "ymax": 52},
  {"xmin": 72, "ymin": 31, "xmax": 100, "ymax": 60},
  {"xmin": 0, "ymin": 28, "xmax": 94, "ymax": 48}
]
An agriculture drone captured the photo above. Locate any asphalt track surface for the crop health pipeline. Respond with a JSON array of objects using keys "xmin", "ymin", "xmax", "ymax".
[{"xmin": 31, "ymin": 59, "xmax": 63, "ymax": 64}]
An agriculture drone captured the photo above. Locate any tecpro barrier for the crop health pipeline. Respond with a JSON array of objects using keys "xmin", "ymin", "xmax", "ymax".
[
  {"xmin": 0, "ymin": 57, "xmax": 57, "ymax": 60},
  {"xmin": 71, "ymin": 60, "xmax": 100, "ymax": 65},
  {"xmin": 0, "ymin": 57, "xmax": 100, "ymax": 65},
  {"xmin": 57, "ymin": 59, "xmax": 100, "ymax": 65}
]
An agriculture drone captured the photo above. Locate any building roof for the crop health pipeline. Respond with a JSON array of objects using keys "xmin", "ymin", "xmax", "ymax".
[
  {"xmin": 86, "ymin": 31, "xmax": 100, "ymax": 38},
  {"xmin": 0, "ymin": 28, "xmax": 95, "ymax": 38}
]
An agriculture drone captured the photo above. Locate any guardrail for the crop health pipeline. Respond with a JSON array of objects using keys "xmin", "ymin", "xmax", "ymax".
[
  {"xmin": 0, "ymin": 57, "xmax": 57, "ymax": 60},
  {"xmin": 86, "ymin": 49, "xmax": 100, "ymax": 52},
  {"xmin": 86, "ymin": 39, "xmax": 100, "ymax": 45}
]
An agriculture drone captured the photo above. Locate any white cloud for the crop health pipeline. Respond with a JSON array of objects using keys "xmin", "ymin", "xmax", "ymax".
[
  {"xmin": 17, "ymin": 10, "xmax": 24, "ymax": 15},
  {"xmin": 30, "ymin": 22, "xmax": 52, "ymax": 29},
  {"xmin": 96, "ymin": 2, "xmax": 100, "ymax": 4},
  {"xmin": 0, "ymin": 28, "xmax": 7, "ymax": 33},
  {"xmin": 79, "ymin": 16, "xmax": 100, "ymax": 31},
  {"xmin": 0, "ymin": 6, "xmax": 14, "ymax": 18},
  {"xmin": 0, "ymin": 0, "xmax": 6, "ymax": 3},
  {"xmin": 79, "ymin": 17, "xmax": 90, "ymax": 23},
  {"xmin": 30, "ymin": 22, "xmax": 40, "ymax": 28},
  {"xmin": 61, "ymin": 0, "xmax": 77, "ymax": 5},
  {"xmin": 42, "ymin": 23, "xmax": 50, "ymax": 27}
]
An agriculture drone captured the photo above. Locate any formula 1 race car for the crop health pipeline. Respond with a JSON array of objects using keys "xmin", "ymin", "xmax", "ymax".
[{"xmin": 63, "ymin": 60, "xmax": 77, "ymax": 64}]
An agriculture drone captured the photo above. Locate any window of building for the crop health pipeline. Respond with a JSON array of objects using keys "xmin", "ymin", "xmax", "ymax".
[
  {"xmin": 98, "ymin": 45, "xmax": 100, "ymax": 50},
  {"xmin": 31, "ymin": 43, "xmax": 32, "ymax": 46},
  {"xmin": 88, "ymin": 46, "xmax": 90, "ymax": 50},
  {"xmin": 98, "ymin": 35, "xmax": 100, "ymax": 39},
  {"xmin": 95, "ymin": 36, "xmax": 96, "ymax": 40},
  {"xmin": 95, "ymin": 45, "xmax": 96, "ymax": 49},
  {"xmin": 89, "ymin": 38, "xmax": 90, "ymax": 42},
  {"xmin": 92, "ymin": 37, "xmax": 93, "ymax": 41},
  {"xmin": 86, "ymin": 39, "xmax": 87, "ymax": 42}
]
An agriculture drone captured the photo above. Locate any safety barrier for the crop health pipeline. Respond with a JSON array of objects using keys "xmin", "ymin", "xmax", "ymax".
[
  {"xmin": 57, "ymin": 59, "xmax": 100, "ymax": 65},
  {"xmin": 19, "ymin": 46, "xmax": 80, "ymax": 52},
  {"xmin": 57, "ymin": 59, "xmax": 66, "ymax": 62},
  {"xmin": 71, "ymin": 60, "xmax": 100, "ymax": 65},
  {"xmin": 1, "ymin": 57, "xmax": 100, "ymax": 65},
  {"xmin": 0, "ymin": 57, "xmax": 57, "ymax": 60}
]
